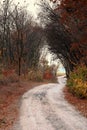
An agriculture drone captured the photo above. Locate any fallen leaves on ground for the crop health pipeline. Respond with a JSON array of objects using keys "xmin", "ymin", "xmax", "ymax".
[
  {"xmin": 64, "ymin": 87, "xmax": 87, "ymax": 118},
  {"xmin": 0, "ymin": 81, "xmax": 45, "ymax": 130}
]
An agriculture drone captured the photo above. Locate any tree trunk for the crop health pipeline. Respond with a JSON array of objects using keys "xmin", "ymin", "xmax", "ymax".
[{"xmin": 18, "ymin": 57, "xmax": 21, "ymax": 76}]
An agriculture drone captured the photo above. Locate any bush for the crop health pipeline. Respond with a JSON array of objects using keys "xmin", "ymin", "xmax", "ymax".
[
  {"xmin": 67, "ymin": 65, "xmax": 87, "ymax": 99},
  {"xmin": 28, "ymin": 69, "xmax": 43, "ymax": 82},
  {"xmin": 0, "ymin": 68, "xmax": 19, "ymax": 85},
  {"xmin": 6, "ymin": 74, "xmax": 19, "ymax": 83}
]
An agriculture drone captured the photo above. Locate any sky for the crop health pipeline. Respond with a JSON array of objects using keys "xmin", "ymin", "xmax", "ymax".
[
  {"xmin": 14, "ymin": 0, "xmax": 42, "ymax": 18},
  {"xmin": 13, "ymin": 0, "xmax": 54, "ymax": 19}
]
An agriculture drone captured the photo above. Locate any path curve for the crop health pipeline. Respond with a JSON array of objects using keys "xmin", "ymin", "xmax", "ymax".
[{"xmin": 13, "ymin": 76, "xmax": 87, "ymax": 130}]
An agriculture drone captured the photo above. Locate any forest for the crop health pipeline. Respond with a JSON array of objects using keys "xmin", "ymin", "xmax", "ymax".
[
  {"xmin": 0, "ymin": 0, "xmax": 87, "ymax": 129},
  {"xmin": 0, "ymin": 0, "xmax": 87, "ymax": 77}
]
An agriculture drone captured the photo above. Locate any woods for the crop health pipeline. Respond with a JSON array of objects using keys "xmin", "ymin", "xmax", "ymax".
[
  {"xmin": 0, "ymin": 1, "xmax": 87, "ymax": 130},
  {"xmin": 0, "ymin": 0, "xmax": 87, "ymax": 88},
  {"xmin": 1, "ymin": 0, "xmax": 86, "ymax": 78},
  {"xmin": 0, "ymin": 0, "xmax": 43, "ymax": 76}
]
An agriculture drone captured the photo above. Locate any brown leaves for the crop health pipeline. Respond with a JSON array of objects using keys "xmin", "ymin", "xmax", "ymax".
[
  {"xmin": 64, "ymin": 87, "xmax": 87, "ymax": 118},
  {"xmin": 70, "ymin": 42, "xmax": 79, "ymax": 51},
  {"xmin": 0, "ymin": 81, "xmax": 45, "ymax": 130},
  {"xmin": 60, "ymin": 0, "xmax": 87, "ymax": 65},
  {"xmin": 60, "ymin": 0, "xmax": 87, "ymax": 34}
]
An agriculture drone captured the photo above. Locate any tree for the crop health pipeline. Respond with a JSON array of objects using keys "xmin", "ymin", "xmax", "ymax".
[
  {"xmin": 10, "ymin": 6, "xmax": 43, "ymax": 75},
  {"xmin": 50, "ymin": 0, "xmax": 87, "ymax": 66},
  {"xmin": 39, "ymin": 0, "xmax": 74, "ymax": 76},
  {"xmin": 59, "ymin": 0, "xmax": 87, "ymax": 65},
  {"xmin": 39, "ymin": 0, "xmax": 87, "ymax": 76},
  {"xmin": 0, "ymin": 1, "xmax": 43, "ymax": 76},
  {"xmin": 26, "ymin": 26, "xmax": 43, "ymax": 69},
  {"xmin": 0, "ymin": 0, "xmax": 12, "ymax": 65}
]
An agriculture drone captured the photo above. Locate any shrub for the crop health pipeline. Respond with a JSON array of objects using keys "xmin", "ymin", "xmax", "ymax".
[
  {"xmin": 43, "ymin": 72, "xmax": 53, "ymax": 80},
  {"xmin": 67, "ymin": 65, "xmax": 87, "ymax": 98},
  {"xmin": 28, "ymin": 69, "xmax": 43, "ymax": 82},
  {"xmin": 6, "ymin": 74, "xmax": 19, "ymax": 83},
  {"xmin": 0, "ymin": 69, "xmax": 19, "ymax": 85}
]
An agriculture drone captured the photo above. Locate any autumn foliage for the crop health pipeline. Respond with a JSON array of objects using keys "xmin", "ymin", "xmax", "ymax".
[
  {"xmin": 60, "ymin": 0, "xmax": 87, "ymax": 65},
  {"xmin": 47, "ymin": 0, "xmax": 87, "ymax": 74},
  {"xmin": 67, "ymin": 65, "xmax": 87, "ymax": 99},
  {"xmin": 48, "ymin": 0, "xmax": 87, "ymax": 97}
]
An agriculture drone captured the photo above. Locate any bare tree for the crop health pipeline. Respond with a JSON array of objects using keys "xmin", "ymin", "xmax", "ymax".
[{"xmin": 0, "ymin": 1, "xmax": 44, "ymax": 76}]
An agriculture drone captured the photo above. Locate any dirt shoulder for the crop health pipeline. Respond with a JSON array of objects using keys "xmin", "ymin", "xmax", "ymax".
[
  {"xmin": 0, "ymin": 81, "xmax": 49, "ymax": 130},
  {"xmin": 63, "ymin": 87, "xmax": 87, "ymax": 118}
]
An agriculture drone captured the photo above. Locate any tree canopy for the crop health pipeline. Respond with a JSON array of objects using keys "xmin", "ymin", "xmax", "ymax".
[{"xmin": 39, "ymin": 0, "xmax": 87, "ymax": 76}]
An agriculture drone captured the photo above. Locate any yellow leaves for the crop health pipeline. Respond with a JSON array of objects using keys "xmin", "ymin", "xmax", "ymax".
[
  {"xmin": 69, "ymin": 79, "xmax": 87, "ymax": 99},
  {"xmin": 67, "ymin": 65, "xmax": 87, "ymax": 99}
]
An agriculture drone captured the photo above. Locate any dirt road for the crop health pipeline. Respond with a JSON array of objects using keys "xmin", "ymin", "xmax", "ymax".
[{"xmin": 13, "ymin": 76, "xmax": 87, "ymax": 130}]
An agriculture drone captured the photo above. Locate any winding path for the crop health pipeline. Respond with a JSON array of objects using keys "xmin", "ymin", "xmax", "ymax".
[{"xmin": 13, "ymin": 76, "xmax": 87, "ymax": 130}]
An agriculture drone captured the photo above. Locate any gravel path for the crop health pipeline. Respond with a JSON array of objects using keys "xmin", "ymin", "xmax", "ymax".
[{"xmin": 12, "ymin": 76, "xmax": 87, "ymax": 130}]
